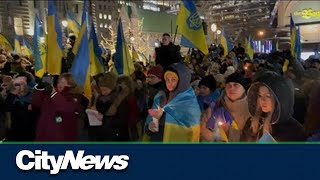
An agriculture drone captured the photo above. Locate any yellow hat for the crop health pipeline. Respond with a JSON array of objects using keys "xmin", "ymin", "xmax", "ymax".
[{"xmin": 164, "ymin": 70, "xmax": 179, "ymax": 80}]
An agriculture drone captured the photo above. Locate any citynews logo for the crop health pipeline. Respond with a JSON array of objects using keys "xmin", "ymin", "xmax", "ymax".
[{"xmin": 16, "ymin": 150, "xmax": 129, "ymax": 175}]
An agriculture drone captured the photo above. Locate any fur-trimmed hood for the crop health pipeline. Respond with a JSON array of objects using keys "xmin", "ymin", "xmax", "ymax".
[{"xmin": 96, "ymin": 84, "xmax": 130, "ymax": 116}]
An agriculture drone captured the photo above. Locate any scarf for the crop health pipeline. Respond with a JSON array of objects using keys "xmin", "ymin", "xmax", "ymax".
[{"xmin": 223, "ymin": 94, "xmax": 251, "ymax": 130}]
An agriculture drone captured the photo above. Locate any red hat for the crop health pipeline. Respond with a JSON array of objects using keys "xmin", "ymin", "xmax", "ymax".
[{"xmin": 147, "ymin": 65, "xmax": 164, "ymax": 79}]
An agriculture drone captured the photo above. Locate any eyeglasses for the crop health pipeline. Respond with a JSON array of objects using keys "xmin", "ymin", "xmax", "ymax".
[{"xmin": 14, "ymin": 83, "xmax": 21, "ymax": 87}]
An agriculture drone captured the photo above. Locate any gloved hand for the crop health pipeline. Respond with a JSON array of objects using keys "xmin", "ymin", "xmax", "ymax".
[{"xmin": 36, "ymin": 81, "xmax": 53, "ymax": 93}]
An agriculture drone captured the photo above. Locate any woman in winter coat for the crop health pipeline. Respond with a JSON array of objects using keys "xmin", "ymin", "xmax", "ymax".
[
  {"xmin": 91, "ymin": 72, "xmax": 131, "ymax": 141},
  {"xmin": 197, "ymin": 75, "xmax": 221, "ymax": 112},
  {"xmin": 2, "ymin": 76, "xmax": 36, "ymax": 141},
  {"xmin": 117, "ymin": 75, "xmax": 140, "ymax": 141},
  {"xmin": 201, "ymin": 73, "xmax": 251, "ymax": 142},
  {"xmin": 144, "ymin": 63, "xmax": 201, "ymax": 142},
  {"xmin": 32, "ymin": 73, "xmax": 84, "ymax": 141},
  {"xmin": 242, "ymin": 71, "xmax": 306, "ymax": 142}
]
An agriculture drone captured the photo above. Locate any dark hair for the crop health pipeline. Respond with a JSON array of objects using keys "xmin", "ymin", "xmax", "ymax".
[{"xmin": 162, "ymin": 33, "xmax": 170, "ymax": 38}]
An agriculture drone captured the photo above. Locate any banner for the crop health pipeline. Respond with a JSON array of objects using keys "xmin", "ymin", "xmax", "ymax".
[{"xmin": 0, "ymin": 144, "xmax": 319, "ymax": 179}]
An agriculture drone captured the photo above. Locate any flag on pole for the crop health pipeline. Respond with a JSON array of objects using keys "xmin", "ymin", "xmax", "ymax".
[
  {"xmin": 290, "ymin": 16, "xmax": 301, "ymax": 60},
  {"xmin": 14, "ymin": 35, "xmax": 22, "ymax": 55},
  {"xmin": 33, "ymin": 15, "xmax": 47, "ymax": 78},
  {"xmin": 0, "ymin": 34, "xmax": 13, "ymax": 52},
  {"xmin": 114, "ymin": 18, "xmax": 135, "ymax": 75},
  {"xmin": 47, "ymin": 0, "xmax": 63, "ymax": 75},
  {"xmin": 177, "ymin": 0, "xmax": 208, "ymax": 54},
  {"xmin": 89, "ymin": 21, "xmax": 105, "ymax": 77},
  {"xmin": 220, "ymin": 30, "xmax": 233, "ymax": 57},
  {"xmin": 70, "ymin": 0, "xmax": 91, "ymax": 101},
  {"xmin": 22, "ymin": 38, "xmax": 33, "ymax": 57},
  {"xmin": 66, "ymin": 10, "xmax": 80, "ymax": 35},
  {"xmin": 245, "ymin": 36, "xmax": 254, "ymax": 60}
]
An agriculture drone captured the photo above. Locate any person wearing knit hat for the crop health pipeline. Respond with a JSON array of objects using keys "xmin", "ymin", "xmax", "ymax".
[
  {"xmin": 200, "ymin": 72, "xmax": 251, "ymax": 142},
  {"xmin": 146, "ymin": 65, "xmax": 165, "ymax": 110},
  {"xmin": 92, "ymin": 72, "xmax": 132, "ymax": 141},
  {"xmin": 97, "ymin": 72, "xmax": 117, "ymax": 96},
  {"xmin": 225, "ymin": 73, "xmax": 248, "ymax": 92},
  {"xmin": 147, "ymin": 65, "xmax": 164, "ymax": 84},
  {"xmin": 197, "ymin": 75, "xmax": 221, "ymax": 112}
]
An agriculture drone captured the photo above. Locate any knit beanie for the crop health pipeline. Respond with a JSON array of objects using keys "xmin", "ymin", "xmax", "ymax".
[
  {"xmin": 225, "ymin": 73, "xmax": 248, "ymax": 90},
  {"xmin": 198, "ymin": 75, "xmax": 217, "ymax": 91},
  {"xmin": 98, "ymin": 72, "xmax": 117, "ymax": 91},
  {"xmin": 147, "ymin": 65, "xmax": 164, "ymax": 79}
]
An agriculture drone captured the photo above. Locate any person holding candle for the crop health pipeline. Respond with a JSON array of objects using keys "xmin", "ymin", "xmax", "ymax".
[
  {"xmin": 144, "ymin": 63, "xmax": 201, "ymax": 142},
  {"xmin": 200, "ymin": 73, "xmax": 251, "ymax": 142}
]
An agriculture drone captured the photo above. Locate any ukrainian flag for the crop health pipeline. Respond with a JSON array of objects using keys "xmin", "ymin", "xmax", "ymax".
[
  {"xmin": 22, "ymin": 38, "xmax": 33, "ymax": 57},
  {"xmin": 220, "ymin": 30, "xmax": 233, "ymax": 57},
  {"xmin": 71, "ymin": 0, "xmax": 91, "ymax": 101},
  {"xmin": 0, "ymin": 33, "xmax": 13, "ymax": 52},
  {"xmin": 144, "ymin": 87, "xmax": 201, "ymax": 142},
  {"xmin": 114, "ymin": 18, "xmax": 135, "ymax": 75},
  {"xmin": 66, "ymin": 10, "xmax": 80, "ymax": 35},
  {"xmin": 177, "ymin": 0, "xmax": 208, "ymax": 55},
  {"xmin": 14, "ymin": 35, "xmax": 22, "ymax": 55},
  {"xmin": 245, "ymin": 36, "xmax": 254, "ymax": 60},
  {"xmin": 47, "ymin": 0, "xmax": 63, "ymax": 75},
  {"xmin": 89, "ymin": 21, "xmax": 105, "ymax": 77},
  {"xmin": 33, "ymin": 15, "xmax": 47, "ymax": 78},
  {"xmin": 290, "ymin": 16, "xmax": 301, "ymax": 60}
]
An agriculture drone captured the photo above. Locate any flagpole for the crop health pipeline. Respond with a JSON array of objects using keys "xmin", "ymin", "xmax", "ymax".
[
  {"xmin": 171, "ymin": 19, "xmax": 173, "ymax": 37},
  {"xmin": 173, "ymin": 25, "xmax": 178, "ymax": 44}
]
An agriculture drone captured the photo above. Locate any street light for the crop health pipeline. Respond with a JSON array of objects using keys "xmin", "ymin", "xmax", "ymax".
[
  {"xmin": 211, "ymin": 23, "xmax": 217, "ymax": 32},
  {"xmin": 62, "ymin": 20, "xmax": 68, "ymax": 28},
  {"xmin": 258, "ymin": 31, "xmax": 265, "ymax": 36},
  {"xmin": 217, "ymin": 30, "xmax": 222, "ymax": 35}
]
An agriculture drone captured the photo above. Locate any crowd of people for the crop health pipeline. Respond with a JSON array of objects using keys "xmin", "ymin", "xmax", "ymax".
[{"xmin": 0, "ymin": 32, "xmax": 319, "ymax": 142}]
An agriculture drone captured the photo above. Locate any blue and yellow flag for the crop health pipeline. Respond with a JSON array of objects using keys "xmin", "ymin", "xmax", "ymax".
[
  {"xmin": 290, "ymin": 16, "xmax": 301, "ymax": 60},
  {"xmin": 220, "ymin": 30, "xmax": 233, "ymax": 57},
  {"xmin": 33, "ymin": 15, "xmax": 47, "ymax": 78},
  {"xmin": 71, "ymin": 0, "xmax": 91, "ymax": 101},
  {"xmin": 177, "ymin": 0, "xmax": 208, "ymax": 55},
  {"xmin": 89, "ymin": 21, "xmax": 105, "ymax": 77},
  {"xmin": 14, "ymin": 35, "xmax": 22, "ymax": 55},
  {"xmin": 144, "ymin": 87, "xmax": 201, "ymax": 142},
  {"xmin": 47, "ymin": 0, "xmax": 63, "ymax": 75},
  {"xmin": 114, "ymin": 18, "xmax": 135, "ymax": 75},
  {"xmin": 66, "ymin": 10, "xmax": 80, "ymax": 35},
  {"xmin": 22, "ymin": 38, "xmax": 33, "ymax": 57},
  {"xmin": 0, "ymin": 33, "xmax": 13, "ymax": 52},
  {"xmin": 245, "ymin": 36, "xmax": 254, "ymax": 60}
]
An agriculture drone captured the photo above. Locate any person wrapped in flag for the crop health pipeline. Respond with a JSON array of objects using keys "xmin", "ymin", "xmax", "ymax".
[{"xmin": 144, "ymin": 63, "xmax": 201, "ymax": 142}]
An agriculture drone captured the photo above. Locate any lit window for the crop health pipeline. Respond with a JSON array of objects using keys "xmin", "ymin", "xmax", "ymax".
[
  {"xmin": 108, "ymin": 15, "xmax": 112, "ymax": 20},
  {"xmin": 99, "ymin": 13, "xmax": 102, "ymax": 19},
  {"xmin": 100, "ymin": 23, "xmax": 103, "ymax": 28},
  {"xmin": 104, "ymin": 24, "xmax": 108, "ymax": 28},
  {"xmin": 104, "ymin": 14, "xmax": 107, "ymax": 19}
]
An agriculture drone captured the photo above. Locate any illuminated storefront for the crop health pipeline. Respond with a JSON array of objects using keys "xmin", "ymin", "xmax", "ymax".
[{"xmin": 277, "ymin": 0, "xmax": 320, "ymax": 54}]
